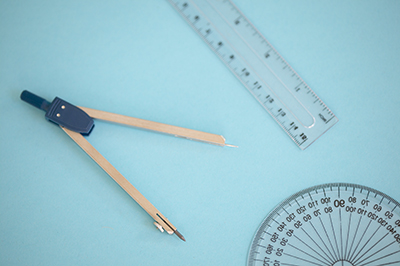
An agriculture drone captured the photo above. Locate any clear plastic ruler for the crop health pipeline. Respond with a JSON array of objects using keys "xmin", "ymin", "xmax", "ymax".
[
  {"xmin": 167, "ymin": 0, "xmax": 338, "ymax": 149},
  {"xmin": 247, "ymin": 183, "xmax": 400, "ymax": 266}
]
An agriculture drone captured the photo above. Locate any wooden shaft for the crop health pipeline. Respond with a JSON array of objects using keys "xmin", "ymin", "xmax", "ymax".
[
  {"xmin": 61, "ymin": 126, "xmax": 176, "ymax": 234},
  {"xmin": 78, "ymin": 106, "xmax": 228, "ymax": 146}
]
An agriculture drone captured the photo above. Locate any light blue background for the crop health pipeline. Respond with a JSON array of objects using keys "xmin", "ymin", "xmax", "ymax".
[{"xmin": 1, "ymin": 1, "xmax": 399, "ymax": 265}]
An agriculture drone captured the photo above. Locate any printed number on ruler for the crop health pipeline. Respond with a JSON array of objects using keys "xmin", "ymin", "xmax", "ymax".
[{"xmin": 168, "ymin": 0, "xmax": 338, "ymax": 149}]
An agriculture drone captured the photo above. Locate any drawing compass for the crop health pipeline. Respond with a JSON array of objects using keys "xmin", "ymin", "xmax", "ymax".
[{"xmin": 20, "ymin": 90, "xmax": 235, "ymax": 241}]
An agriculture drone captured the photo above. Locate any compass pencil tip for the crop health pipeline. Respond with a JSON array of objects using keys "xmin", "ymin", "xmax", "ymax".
[{"xmin": 174, "ymin": 230, "xmax": 186, "ymax": 242}]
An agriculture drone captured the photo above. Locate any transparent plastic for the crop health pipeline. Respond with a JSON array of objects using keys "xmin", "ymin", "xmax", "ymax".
[
  {"xmin": 247, "ymin": 183, "xmax": 400, "ymax": 266},
  {"xmin": 168, "ymin": 0, "xmax": 338, "ymax": 149}
]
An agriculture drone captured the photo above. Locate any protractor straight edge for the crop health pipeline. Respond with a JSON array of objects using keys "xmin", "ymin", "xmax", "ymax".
[
  {"xmin": 167, "ymin": 0, "xmax": 339, "ymax": 149},
  {"xmin": 248, "ymin": 183, "xmax": 400, "ymax": 266}
]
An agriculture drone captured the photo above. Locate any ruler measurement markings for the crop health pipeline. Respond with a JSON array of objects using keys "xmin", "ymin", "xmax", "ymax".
[
  {"xmin": 211, "ymin": 0, "xmax": 323, "ymax": 116},
  {"xmin": 168, "ymin": 0, "xmax": 338, "ymax": 149}
]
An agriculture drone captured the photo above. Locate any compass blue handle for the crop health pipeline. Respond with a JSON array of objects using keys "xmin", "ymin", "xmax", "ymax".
[
  {"xmin": 20, "ymin": 90, "xmax": 94, "ymax": 135},
  {"xmin": 20, "ymin": 90, "xmax": 51, "ymax": 112}
]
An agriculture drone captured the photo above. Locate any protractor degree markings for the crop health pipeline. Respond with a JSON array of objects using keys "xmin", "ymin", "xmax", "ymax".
[
  {"xmin": 295, "ymin": 198, "xmax": 301, "ymax": 207},
  {"xmin": 340, "ymin": 208, "xmax": 344, "ymax": 259},
  {"xmin": 247, "ymin": 183, "xmax": 400, "ymax": 266},
  {"xmin": 353, "ymin": 232, "xmax": 390, "ymax": 265},
  {"xmin": 329, "ymin": 212, "xmax": 341, "ymax": 259},
  {"xmin": 308, "ymin": 192, "xmax": 313, "ymax": 201},
  {"xmin": 371, "ymin": 259, "xmax": 400, "ymax": 266},
  {"xmin": 318, "ymin": 215, "xmax": 339, "ymax": 261},
  {"xmin": 301, "ymin": 222, "xmax": 336, "ymax": 264},
  {"xmin": 345, "ymin": 215, "xmax": 363, "ymax": 261},
  {"xmin": 290, "ymin": 229, "xmax": 332, "ymax": 265},
  {"xmin": 256, "ymin": 243, "xmax": 266, "ymax": 248},
  {"xmin": 322, "ymin": 188, "xmax": 327, "ymax": 198},
  {"xmin": 350, "ymin": 222, "xmax": 382, "ymax": 263},
  {"xmin": 280, "ymin": 263, "xmax": 303, "ymax": 266},
  {"xmin": 285, "ymin": 241, "xmax": 330, "ymax": 266},
  {"xmin": 348, "ymin": 219, "xmax": 374, "ymax": 262},
  {"xmin": 282, "ymin": 206, "xmax": 290, "ymax": 215},
  {"xmin": 379, "ymin": 196, "xmax": 385, "ymax": 205},
  {"xmin": 344, "ymin": 203, "xmax": 354, "ymax": 259},
  {"xmin": 356, "ymin": 240, "xmax": 398, "ymax": 266},
  {"xmin": 271, "ymin": 217, "xmax": 282, "ymax": 226},
  {"xmin": 308, "ymin": 218, "xmax": 337, "ymax": 262}
]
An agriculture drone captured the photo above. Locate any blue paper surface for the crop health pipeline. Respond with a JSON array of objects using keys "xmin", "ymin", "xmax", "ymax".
[{"xmin": 1, "ymin": 1, "xmax": 399, "ymax": 265}]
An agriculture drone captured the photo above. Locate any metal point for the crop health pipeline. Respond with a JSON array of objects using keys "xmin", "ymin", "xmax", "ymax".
[
  {"xmin": 174, "ymin": 230, "xmax": 186, "ymax": 242},
  {"xmin": 225, "ymin": 143, "xmax": 238, "ymax": 148}
]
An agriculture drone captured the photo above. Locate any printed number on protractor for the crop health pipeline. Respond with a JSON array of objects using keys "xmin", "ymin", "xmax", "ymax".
[
  {"xmin": 248, "ymin": 183, "xmax": 400, "ymax": 266},
  {"xmin": 168, "ymin": 0, "xmax": 338, "ymax": 149}
]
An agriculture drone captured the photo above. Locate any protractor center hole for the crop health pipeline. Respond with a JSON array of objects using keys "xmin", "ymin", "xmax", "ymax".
[{"xmin": 332, "ymin": 261, "xmax": 354, "ymax": 266}]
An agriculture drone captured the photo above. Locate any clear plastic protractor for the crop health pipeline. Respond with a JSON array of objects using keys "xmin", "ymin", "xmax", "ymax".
[{"xmin": 247, "ymin": 183, "xmax": 400, "ymax": 266}]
